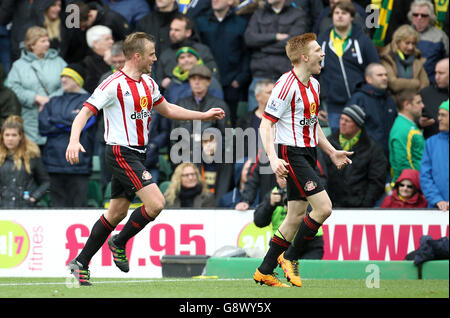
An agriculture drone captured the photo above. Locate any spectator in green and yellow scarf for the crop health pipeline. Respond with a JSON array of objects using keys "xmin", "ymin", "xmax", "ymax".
[
  {"xmin": 172, "ymin": 46, "xmax": 203, "ymax": 82},
  {"xmin": 165, "ymin": 46, "xmax": 224, "ymax": 103}
]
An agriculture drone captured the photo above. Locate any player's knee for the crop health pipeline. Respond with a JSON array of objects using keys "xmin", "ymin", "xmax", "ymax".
[
  {"xmin": 154, "ymin": 197, "xmax": 166, "ymax": 213},
  {"xmin": 319, "ymin": 202, "xmax": 332, "ymax": 219},
  {"xmin": 146, "ymin": 197, "xmax": 165, "ymax": 217}
]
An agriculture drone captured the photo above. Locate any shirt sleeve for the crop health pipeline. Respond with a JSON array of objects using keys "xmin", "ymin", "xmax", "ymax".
[
  {"xmin": 263, "ymin": 77, "xmax": 292, "ymax": 123},
  {"xmin": 83, "ymin": 85, "xmax": 114, "ymax": 116},
  {"xmin": 148, "ymin": 76, "xmax": 164, "ymax": 106}
]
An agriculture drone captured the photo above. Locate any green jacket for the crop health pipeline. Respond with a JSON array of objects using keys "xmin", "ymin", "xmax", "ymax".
[
  {"xmin": 388, "ymin": 114, "xmax": 425, "ymax": 183},
  {"xmin": 6, "ymin": 48, "xmax": 66, "ymax": 145}
]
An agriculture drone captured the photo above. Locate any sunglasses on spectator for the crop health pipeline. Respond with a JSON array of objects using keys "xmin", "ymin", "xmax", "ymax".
[
  {"xmin": 412, "ymin": 13, "xmax": 429, "ymax": 18},
  {"xmin": 398, "ymin": 183, "xmax": 414, "ymax": 189}
]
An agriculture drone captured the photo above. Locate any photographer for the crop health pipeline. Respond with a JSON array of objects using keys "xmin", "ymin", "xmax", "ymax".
[{"xmin": 253, "ymin": 176, "xmax": 325, "ymax": 260}]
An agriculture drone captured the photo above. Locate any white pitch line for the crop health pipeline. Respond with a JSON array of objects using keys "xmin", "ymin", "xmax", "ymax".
[{"xmin": 0, "ymin": 278, "xmax": 252, "ymax": 287}]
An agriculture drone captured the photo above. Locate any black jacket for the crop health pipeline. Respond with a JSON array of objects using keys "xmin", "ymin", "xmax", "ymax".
[
  {"xmin": 420, "ymin": 84, "xmax": 449, "ymax": 139},
  {"xmin": 135, "ymin": 2, "xmax": 179, "ymax": 58},
  {"xmin": 0, "ymin": 63, "xmax": 21, "ymax": 127},
  {"xmin": 244, "ymin": 0, "xmax": 307, "ymax": 78},
  {"xmin": 324, "ymin": 129, "xmax": 388, "ymax": 208},
  {"xmin": 60, "ymin": 1, "xmax": 130, "ymax": 64},
  {"xmin": 0, "ymin": 155, "xmax": 50, "ymax": 208}
]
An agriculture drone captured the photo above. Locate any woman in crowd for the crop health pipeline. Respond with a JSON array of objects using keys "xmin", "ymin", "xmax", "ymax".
[
  {"xmin": 380, "ymin": 24, "xmax": 429, "ymax": 100},
  {"xmin": 0, "ymin": 115, "xmax": 50, "ymax": 208},
  {"xmin": 381, "ymin": 169, "xmax": 428, "ymax": 208},
  {"xmin": 6, "ymin": 26, "xmax": 66, "ymax": 148},
  {"xmin": 30, "ymin": 0, "xmax": 64, "ymax": 52},
  {"xmin": 164, "ymin": 163, "xmax": 215, "ymax": 208}
]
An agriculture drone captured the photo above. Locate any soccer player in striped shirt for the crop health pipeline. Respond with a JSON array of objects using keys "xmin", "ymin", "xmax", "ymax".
[
  {"xmin": 253, "ymin": 33, "xmax": 353, "ymax": 287},
  {"xmin": 65, "ymin": 32, "xmax": 224, "ymax": 286}
]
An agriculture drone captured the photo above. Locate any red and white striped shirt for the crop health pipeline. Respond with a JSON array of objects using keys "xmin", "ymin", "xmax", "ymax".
[
  {"xmin": 83, "ymin": 71, "xmax": 164, "ymax": 149},
  {"xmin": 263, "ymin": 70, "xmax": 320, "ymax": 148}
]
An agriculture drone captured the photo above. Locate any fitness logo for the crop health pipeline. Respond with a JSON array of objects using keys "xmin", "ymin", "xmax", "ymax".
[
  {"xmin": 237, "ymin": 222, "xmax": 272, "ymax": 253},
  {"xmin": 0, "ymin": 221, "xmax": 30, "ymax": 268}
]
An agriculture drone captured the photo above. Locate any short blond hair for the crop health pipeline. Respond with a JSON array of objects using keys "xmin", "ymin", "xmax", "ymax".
[
  {"xmin": 123, "ymin": 32, "xmax": 155, "ymax": 60},
  {"xmin": 391, "ymin": 24, "xmax": 419, "ymax": 52},
  {"xmin": 24, "ymin": 26, "xmax": 48, "ymax": 51},
  {"xmin": 286, "ymin": 33, "xmax": 317, "ymax": 65}
]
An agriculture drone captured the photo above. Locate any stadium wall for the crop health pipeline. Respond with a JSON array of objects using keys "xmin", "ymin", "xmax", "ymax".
[{"xmin": 0, "ymin": 209, "xmax": 448, "ymax": 278}]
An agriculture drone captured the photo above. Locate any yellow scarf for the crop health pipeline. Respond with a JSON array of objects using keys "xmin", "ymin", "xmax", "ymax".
[
  {"xmin": 172, "ymin": 59, "xmax": 204, "ymax": 82},
  {"xmin": 339, "ymin": 129, "xmax": 362, "ymax": 151},
  {"xmin": 330, "ymin": 28, "xmax": 352, "ymax": 57}
]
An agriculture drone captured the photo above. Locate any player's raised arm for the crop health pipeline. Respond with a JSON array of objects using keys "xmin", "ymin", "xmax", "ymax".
[
  {"xmin": 155, "ymin": 98, "xmax": 225, "ymax": 122},
  {"xmin": 66, "ymin": 106, "xmax": 95, "ymax": 165}
]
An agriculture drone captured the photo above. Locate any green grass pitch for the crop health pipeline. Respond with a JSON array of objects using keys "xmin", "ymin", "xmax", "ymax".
[{"xmin": 0, "ymin": 277, "xmax": 448, "ymax": 298}]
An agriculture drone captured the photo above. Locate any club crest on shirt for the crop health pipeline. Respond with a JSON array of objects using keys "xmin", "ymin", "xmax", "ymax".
[
  {"xmin": 304, "ymin": 180, "xmax": 317, "ymax": 192},
  {"xmin": 142, "ymin": 170, "xmax": 152, "ymax": 181},
  {"xmin": 140, "ymin": 96, "xmax": 149, "ymax": 109}
]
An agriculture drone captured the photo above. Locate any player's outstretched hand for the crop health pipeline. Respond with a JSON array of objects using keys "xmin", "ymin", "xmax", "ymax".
[
  {"xmin": 66, "ymin": 141, "xmax": 86, "ymax": 165},
  {"xmin": 330, "ymin": 150, "xmax": 353, "ymax": 170},
  {"xmin": 202, "ymin": 107, "xmax": 225, "ymax": 121}
]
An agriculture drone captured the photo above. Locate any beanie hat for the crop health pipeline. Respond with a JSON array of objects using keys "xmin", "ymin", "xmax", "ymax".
[
  {"xmin": 61, "ymin": 63, "xmax": 85, "ymax": 88},
  {"xmin": 341, "ymin": 104, "xmax": 366, "ymax": 127},
  {"xmin": 439, "ymin": 99, "xmax": 449, "ymax": 112},
  {"xmin": 176, "ymin": 46, "xmax": 200, "ymax": 60}
]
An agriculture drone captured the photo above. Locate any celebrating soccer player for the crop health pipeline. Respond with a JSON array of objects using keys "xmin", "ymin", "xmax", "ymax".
[
  {"xmin": 254, "ymin": 33, "xmax": 353, "ymax": 287},
  {"xmin": 65, "ymin": 32, "xmax": 224, "ymax": 286}
]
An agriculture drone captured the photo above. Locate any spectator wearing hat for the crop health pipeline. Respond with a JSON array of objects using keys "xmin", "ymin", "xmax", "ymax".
[
  {"xmin": 380, "ymin": 168, "xmax": 428, "ymax": 209},
  {"xmin": 38, "ymin": 63, "xmax": 97, "ymax": 207},
  {"xmin": 420, "ymin": 99, "xmax": 449, "ymax": 211},
  {"xmin": 165, "ymin": 47, "xmax": 223, "ymax": 103},
  {"xmin": 323, "ymin": 104, "xmax": 388, "ymax": 207}
]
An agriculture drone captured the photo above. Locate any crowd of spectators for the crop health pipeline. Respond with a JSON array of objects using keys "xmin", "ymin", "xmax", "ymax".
[{"xmin": 0, "ymin": 0, "xmax": 448, "ymax": 212}]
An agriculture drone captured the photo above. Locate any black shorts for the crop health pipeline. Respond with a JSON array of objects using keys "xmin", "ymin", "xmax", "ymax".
[
  {"xmin": 105, "ymin": 144, "xmax": 155, "ymax": 202},
  {"xmin": 278, "ymin": 144, "xmax": 324, "ymax": 201}
]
